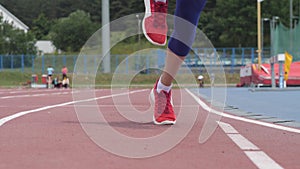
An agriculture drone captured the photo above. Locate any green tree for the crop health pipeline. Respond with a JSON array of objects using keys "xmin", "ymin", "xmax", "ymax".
[
  {"xmin": 110, "ymin": 1, "xmax": 131, "ymax": 21},
  {"xmin": 50, "ymin": 10, "xmax": 98, "ymax": 52},
  {"xmin": 205, "ymin": 0, "xmax": 257, "ymax": 47},
  {"xmin": 0, "ymin": 16, "xmax": 36, "ymax": 68},
  {"xmin": 0, "ymin": 0, "xmax": 296, "ymax": 48},
  {"xmin": 200, "ymin": 0, "xmax": 293, "ymax": 47},
  {"xmin": 32, "ymin": 13, "xmax": 52, "ymax": 40},
  {"xmin": 0, "ymin": 17, "xmax": 36, "ymax": 55}
]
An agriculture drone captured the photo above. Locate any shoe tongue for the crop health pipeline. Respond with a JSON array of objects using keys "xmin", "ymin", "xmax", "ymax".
[
  {"xmin": 154, "ymin": 2, "xmax": 167, "ymax": 13},
  {"xmin": 157, "ymin": 88, "xmax": 170, "ymax": 94}
]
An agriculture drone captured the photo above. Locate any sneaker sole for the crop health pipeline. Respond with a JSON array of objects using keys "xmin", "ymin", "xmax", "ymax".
[
  {"xmin": 150, "ymin": 88, "xmax": 176, "ymax": 125},
  {"xmin": 142, "ymin": 0, "xmax": 167, "ymax": 46},
  {"xmin": 153, "ymin": 116, "xmax": 176, "ymax": 125}
]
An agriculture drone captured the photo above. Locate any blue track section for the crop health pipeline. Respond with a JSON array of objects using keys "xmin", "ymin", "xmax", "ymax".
[{"xmin": 190, "ymin": 87, "xmax": 300, "ymax": 124}]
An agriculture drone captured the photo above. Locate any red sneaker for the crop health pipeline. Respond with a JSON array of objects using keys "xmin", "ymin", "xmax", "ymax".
[
  {"xmin": 151, "ymin": 80, "xmax": 176, "ymax": 125},
  {"xmin": 142, "ymin": 0, "xmax": 168, "ymax": 46}
]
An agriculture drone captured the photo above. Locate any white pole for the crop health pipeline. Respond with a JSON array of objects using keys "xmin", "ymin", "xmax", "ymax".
[{"xmin": 102, "ymin": 0, "xmax": 111, "ymax": 73}]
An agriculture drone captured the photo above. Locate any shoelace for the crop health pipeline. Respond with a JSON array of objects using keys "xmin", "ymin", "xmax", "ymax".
[
  {"xmin": 153, "ymin": 2, "xmax": 167, "ymax": 28},
  {"xmin": 156, "ymin": 91, "xmax": 172, "ymax": 114}
]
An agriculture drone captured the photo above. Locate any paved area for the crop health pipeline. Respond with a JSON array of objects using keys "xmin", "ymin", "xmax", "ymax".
[{"xmin": 192, "ymin": 87, "xmax": 300, "ymax": 128}]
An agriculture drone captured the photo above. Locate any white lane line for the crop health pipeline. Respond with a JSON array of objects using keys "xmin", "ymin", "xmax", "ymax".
[
  {"xmin": 32, "ymin": 94, "xmax": 47, "ymax": 97},
  {"xmin": 219, "ymin": 122, "xmax": 258, "ymax": 151},
  {"xmin": 219, "ymin": 122, "xmax": 283, "ymax": 169},
  {"xmin": 218, "ymin": 122, "xmax": 239, "ymax": 134},
  {"xmin": 227, "ymin": 134, "xmax": 259, "ymax": 150},
  {"xmin": 9, "ymin": 89, "xmax": 50, "ymax": 94},
  {"xmin": 6, "ymin": 89, "xmax": 79, "ymax": 95},
  {"xmin": 186, "ymin": 89, "xmax": 284, "ymax": 168},
  {"xmin": 8, "ymin": 89, "xmax": 67, "ymax": 94},
  {"xmin": 1, "ymin": 95, "xmax": 31, "ymax": 99},
  {"xmin": 245, "ymin": 151, "xmax": 283, "ymax": 169},
  {"xmin": 185, "ymin": 88, "xmax": 300, "ymax": 134},
  {"xmin": 50, "ymin": 93, "xmax": 61, "ymax": 96},
  {"xmin": 0, "ymin": 89, "xmax": 147, "ymax": 126},
  {"xmin": 0, "ymin": 91, "xmax": 79, "ymax": 99}
]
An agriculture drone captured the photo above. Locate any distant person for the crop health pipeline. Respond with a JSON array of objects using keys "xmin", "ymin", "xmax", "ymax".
[
  {"xmin": 52, "ymin": 76, "xmax": 62, "ymax": 88},
  {"xmin": 61, "ymin": 66, "xmax": 68, "ymax": 79},
  {"xmin": 197, "ymin": 75, "xmax": 204, "ymax": 88},
  {"xmin": 47, "ymin": 65, "xmax": 54, "ymax": 77},
  {"xmin": 47, "ymin": 65, "xmax": 54, "ymax": 88},
  {"xmin": 62, "ymin": 77, "xmax": 70, "ymax": 88}
]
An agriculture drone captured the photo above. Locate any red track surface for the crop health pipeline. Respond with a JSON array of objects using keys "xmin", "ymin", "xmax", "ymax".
[{"xmin": 0, "ymin": 88, "xmax": 299, "ymax": 169}]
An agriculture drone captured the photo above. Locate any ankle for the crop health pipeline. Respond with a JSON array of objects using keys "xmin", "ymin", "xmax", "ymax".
[{"xmin": 157, "ymin": 77, "xmax": 172, "ymax": 93}]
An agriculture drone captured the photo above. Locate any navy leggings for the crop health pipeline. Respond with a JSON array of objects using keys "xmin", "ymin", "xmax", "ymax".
[{"xmin": 168, "ymin": 0, "xmax": 207, "ymax": 56}]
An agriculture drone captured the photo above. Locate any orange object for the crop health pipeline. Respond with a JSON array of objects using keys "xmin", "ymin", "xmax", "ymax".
[{"xmin": 41, "ymin": 74, "xmax": 47, "ymax": 84}]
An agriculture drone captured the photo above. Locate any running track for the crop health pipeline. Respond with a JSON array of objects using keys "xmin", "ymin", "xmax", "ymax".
[{"xmin": 0, "ymin": 88, "xmax": 299, "ymax": 169}]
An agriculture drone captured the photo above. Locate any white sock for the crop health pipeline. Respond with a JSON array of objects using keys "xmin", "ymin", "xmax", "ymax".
[
  {"xmin": 157, "ymin": 77, "xmax": 172, "ymax": 93},
  {"xmin": 155, "ymin": 0, "xmax": 167, "ymax": 3}
]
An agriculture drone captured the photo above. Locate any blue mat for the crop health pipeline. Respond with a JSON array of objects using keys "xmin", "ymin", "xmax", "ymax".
[{"xmin": 191, "ymin": 87, "xmax": 300, "ymax": 124}]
